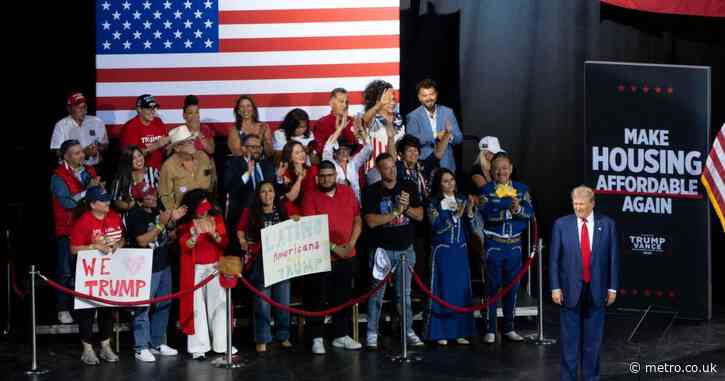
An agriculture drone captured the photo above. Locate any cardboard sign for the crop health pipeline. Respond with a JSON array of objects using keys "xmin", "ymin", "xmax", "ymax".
[
  {"xmin": 260, "ymin": 215, "xmax": 331, "ymax": 287},
  {"xmin": 74, "ymin": 249, "xmax": 153, "ymax": 309}
]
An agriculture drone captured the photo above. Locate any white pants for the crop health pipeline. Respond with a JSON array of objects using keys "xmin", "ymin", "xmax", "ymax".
[{"xmin": 187, "ymin": 263, "xmax": 228, "ymax": 354}]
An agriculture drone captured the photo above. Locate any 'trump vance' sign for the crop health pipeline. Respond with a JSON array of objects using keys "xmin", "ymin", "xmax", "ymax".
[{"xmin": 74, "ymin": 249, "xmax": 153, "ymax": 309}]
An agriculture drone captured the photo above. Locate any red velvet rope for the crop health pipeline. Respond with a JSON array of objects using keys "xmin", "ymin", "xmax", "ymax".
[
  {"xmin": 410, "ymin": 217, "xmax": 540, "ymax": 313},
  {"xmin": 238, "ymin": 268, "xmax": 396, "ymax": 317},
  {"xmin": 38, "ymin": 272, "xmax": 218, "ymax": 307}
]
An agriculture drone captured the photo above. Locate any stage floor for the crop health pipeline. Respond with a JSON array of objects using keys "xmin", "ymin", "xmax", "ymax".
[{"xmin": 4, "ymin": 304, "xmax": 724, "ymax": 381}]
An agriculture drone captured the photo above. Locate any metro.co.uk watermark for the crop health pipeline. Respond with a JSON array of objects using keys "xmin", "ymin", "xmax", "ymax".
[{"xmin": 629, "ymin": 361, "xmax": 719, "ymax": 375}]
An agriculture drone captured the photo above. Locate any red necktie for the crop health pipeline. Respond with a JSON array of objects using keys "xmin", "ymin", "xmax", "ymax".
[{"xmin": 581, "ymin": 219, "xmax": 591, "ymax": 283}]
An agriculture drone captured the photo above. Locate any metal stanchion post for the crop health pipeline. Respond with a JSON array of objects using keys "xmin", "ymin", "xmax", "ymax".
[
  {"xmin": 526, "ymin": 239, "xmax": 556, "ymax": 345},
  {"xmin": 213, "ymin": 285, "xmax": 245, "ymax": 368},
  {"xmin": 389, "ymin": 254, "xmax": 422, "ymax": 363},
  {"xmin": 4, "ymin": 229, "xmax": 12, "ymax": 336},
  {"xmin": 26, "ymin": 265, "xmax": 50, "ymax": 375},
  {"xmin": 4, "ymin": 260, "xmax": 10, "ymax": 336}
]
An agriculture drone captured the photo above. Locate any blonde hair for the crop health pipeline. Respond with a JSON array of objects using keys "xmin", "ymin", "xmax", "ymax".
[{"xmin": 571, "ymin": 185, "xmax": 595, "ymax": 202}]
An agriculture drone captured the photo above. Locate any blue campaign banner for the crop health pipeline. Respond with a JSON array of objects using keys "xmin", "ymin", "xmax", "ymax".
[{"xmin": 585, "ymin": 61, "xmax": 711, "ymax": 319}]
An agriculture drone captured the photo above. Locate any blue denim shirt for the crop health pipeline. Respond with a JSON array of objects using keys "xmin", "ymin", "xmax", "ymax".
[{"xmin": 478, "ymin": 180, "xmax": 533, "ymax": 239}]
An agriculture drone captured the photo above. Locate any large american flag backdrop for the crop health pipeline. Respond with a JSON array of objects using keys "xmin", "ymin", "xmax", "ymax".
[{"xmin": 95, "ymin": 0, "xmax": 400, "ymax": 137}]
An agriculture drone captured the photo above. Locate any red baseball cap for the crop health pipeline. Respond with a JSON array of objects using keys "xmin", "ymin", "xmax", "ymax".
[
  {"xmin": 67, "ymin": 92, "xmax": 87, "ymax": 106},
  {"xmin": 131, "ymin": 182, "xmax": 157, "ymax": 201}
]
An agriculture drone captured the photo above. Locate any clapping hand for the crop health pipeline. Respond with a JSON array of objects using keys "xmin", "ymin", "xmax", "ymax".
[{"xmin": 172, "ymin": 206, "xmax": 188, "ymax": 221}]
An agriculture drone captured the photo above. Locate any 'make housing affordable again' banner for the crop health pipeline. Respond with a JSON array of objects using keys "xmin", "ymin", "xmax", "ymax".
[{"xmin": 585, "ymin": 61, "xmax": 711, "ymax": 319}]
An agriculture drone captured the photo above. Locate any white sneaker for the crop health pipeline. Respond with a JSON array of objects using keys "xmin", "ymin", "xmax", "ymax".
[
  {"xmin": 99, "ymin": 345, "xmax": 119, "ymax": 362},
  {"xmin": 81, "ymin": 349, "xmax": 100, "ymax": 365},
  {"xmin": 456, "ymin": 338, "xmax": 471, "ymax": 345},
  {"xmin": 135, "ymin": 349, "xmax": 156, "ymax": 362},
  {"xmin": 311, "ymin": 337, "xmax": 326, "ymax": 355},
  {"xmin": 150, "ymin": 344, "xmax": 178, "ymax": 356},
  {"xmin": 406, "ymin": 333, "xmax": 424, "ymax": 347},
  {"xmin": 58, "ymin": 311, "xmax": 74, "ymax": 324},
  {"xmin": 503, "ymin": 331, "xmax": 524, "ymax": 342},
  {"xmin": 483, "ymin": 333, "xmax": 496, "ymax": 344},
  {"xmin": 365, "ymin": 333, "xmax": 378, "ymax": 349},
  {"xmin": 332, "ymin": 336, "xmax": 362, "ymax": 350},
  {"xmin": 437, "ymin": 340, "xmax": 448, "ymax": 346}
]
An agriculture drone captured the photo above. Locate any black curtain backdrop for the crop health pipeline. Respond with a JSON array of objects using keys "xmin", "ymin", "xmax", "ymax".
[{"xmin": 6, "ymin": 1, "xmax": 724, "ymax": 304}]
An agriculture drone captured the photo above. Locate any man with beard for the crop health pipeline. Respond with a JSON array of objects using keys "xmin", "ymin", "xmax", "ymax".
[
  {"xmin": 223, "ymin": 133, "xmax": 281, "ymax": 251},
  {"xmin": 405, "ymin": 79, "xmax": 462, "ymax": 172},
  {"xmin": 301, "ymin": 160, "xmax": 363, "ymax": 354}
]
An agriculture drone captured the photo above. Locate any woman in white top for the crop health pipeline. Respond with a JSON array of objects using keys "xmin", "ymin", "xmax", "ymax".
[
  {"xmin": 272, "ymin": 108, "xmax": 315, "ymax": 161},
  {"xmin": 321, "ymin": 115, "xmax": 372, "ymax": 203}
]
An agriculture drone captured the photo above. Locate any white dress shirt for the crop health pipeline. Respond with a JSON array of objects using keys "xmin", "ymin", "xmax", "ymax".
[{"xmin": 552, "ymin": 211, "xmax": 616, "ymax": 294}]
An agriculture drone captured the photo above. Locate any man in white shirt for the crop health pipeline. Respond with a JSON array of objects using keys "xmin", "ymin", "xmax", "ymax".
[{"xmin": 50, "ymin": 92, "xmax": 108, "ymax": 168}]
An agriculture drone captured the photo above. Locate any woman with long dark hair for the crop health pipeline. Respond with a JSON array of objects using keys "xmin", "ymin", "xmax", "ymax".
[
  {"xmin": 278, "ymin": 140, "xmax": 318, "ymax": 216},
  {"xmin": 272, "ymin": 108, "xmax": 315, "ymax": 159},
  {"xmin": 228, "ymin": 95, "xmax": 272, "ymax": 158},
  {"xmin": 176, "ymin": 189, "xmax": 235, "ymax": 360},
  {"xmin": 237, "ymin": 181, "xmax": 294, "ymax": 352},
  {"xmin": 423, "ymin": 168, "xmax": 477, "ymax": 346},
  {"xmin": 110, "ymin": 145, "xmax": 159, "ymax": 214}
]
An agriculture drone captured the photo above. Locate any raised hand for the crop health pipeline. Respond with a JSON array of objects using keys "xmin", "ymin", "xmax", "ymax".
[
  {"xmin": 159, "ymin": 210, "xmax": 172, "ymax": 226},
  {"xmin": 172, "ymin": 206, "xmax": 188, "ymax": 221},
  {"xmin": 276, "ymin": 161, "xmax": 288, "ymax": 178}
]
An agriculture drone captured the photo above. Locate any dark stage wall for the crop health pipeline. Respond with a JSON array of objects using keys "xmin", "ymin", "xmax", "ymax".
[{"xmin": 6, "ymin": 1, "xmax": 724, "ymax": 304}]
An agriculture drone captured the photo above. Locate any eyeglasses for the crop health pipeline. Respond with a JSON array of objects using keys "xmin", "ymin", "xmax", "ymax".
[
  {"xmin": 318, "ymin": 173, "xmax": 337, "ymax": 178},
  {"xmin": 244, "ymin": 144, "xmax": 262, "ymax": 149}
]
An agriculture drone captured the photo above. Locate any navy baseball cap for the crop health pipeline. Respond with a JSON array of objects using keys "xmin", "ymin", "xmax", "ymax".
[
  {"xmin": 86, "ymin": 186, "xmax": 112, "ymax": 203},
  {"xmin": 136, "ymin": 94, "xmax": 159, "ymax": 109}
]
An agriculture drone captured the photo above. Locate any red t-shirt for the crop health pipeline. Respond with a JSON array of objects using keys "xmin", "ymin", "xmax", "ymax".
[
  {"xmin": 120, "ymin": 115, "xmax": 169, "ymax": 170},
  {"xmin": 236, "ymin": 208, "xmax": 260, "ymax": 255},
  {"xmin": 282, "ymin": 165, "xmax": 318, "ymax": 216},
  {"xmin": 312, "ymin": 113, "xmax": 358, "ymax": 155},
  {"xmin": 301, "ymin": 184, "xmax": 359, "ymax": 258},
  {"xmin": 70, "ymin": 211, "xmax": 124, "ymax": 248}
]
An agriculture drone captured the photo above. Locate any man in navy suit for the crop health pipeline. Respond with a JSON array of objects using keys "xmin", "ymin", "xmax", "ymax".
[
  {"xmin": 405, "ymin": 79, "xmax": 463, "ymax": 172},
  {"xmin": 549, "ymin": 185, "xmax": 619, "ymax": 381},
  {"xmin": 224, "ymin": 133, "xmax": 279, "ymax": 251}
]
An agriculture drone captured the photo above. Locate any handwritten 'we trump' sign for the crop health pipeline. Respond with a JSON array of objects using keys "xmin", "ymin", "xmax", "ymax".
[{"xmin": 74, "ymin": 249, "xmax": 153, "ymax": 309}]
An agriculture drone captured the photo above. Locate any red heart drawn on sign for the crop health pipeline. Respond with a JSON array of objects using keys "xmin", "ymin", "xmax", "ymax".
[{"xmin": 124, "ymin": 256, "xmax": 144, "ymax": 276}]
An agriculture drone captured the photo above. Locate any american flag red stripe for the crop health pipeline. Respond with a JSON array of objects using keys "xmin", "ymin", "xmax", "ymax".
[
  {"xmin": 219, "ymin": 7, "xmax": 399, "ymax": 23},
  {"xmin": 219, "ymin": 35, "xmax": 399, "ymax": 52},
  {"xmin": 96, "ymin": 62, "xmax": 399, "ymax": 82},
  {"xmin": 701, "ymin": 124, "xmax": 725, "ymax": 232},
  {"xmin": 95, "ymin": 0, "xmax": 400, "ymax": 138}
]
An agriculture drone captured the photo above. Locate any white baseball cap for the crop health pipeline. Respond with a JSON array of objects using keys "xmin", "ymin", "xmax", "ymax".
[{"xmin": 478, "ymin": 136, "xmax": 505, "ymax": 154}]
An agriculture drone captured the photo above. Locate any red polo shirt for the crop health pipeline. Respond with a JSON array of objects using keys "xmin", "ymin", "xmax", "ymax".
[
  {"xmin": 301, "ymin": 184, "xmax": 359, "ymax": 259},
  {"xmin": 312, "ymin": 113, "xmax": 358, "ymax": 155},
  {"xmin": 70, "ymin": 211, "xmax": 124, "ymax": 248},
  {"xmin": 120, "ymin": 115, "xmax": 169, "ymax": 170}
]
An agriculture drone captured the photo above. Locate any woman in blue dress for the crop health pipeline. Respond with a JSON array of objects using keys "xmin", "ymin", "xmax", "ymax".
[{"xmin": 423, "ymin": 168, "xmax": 477, "ymax": 345}]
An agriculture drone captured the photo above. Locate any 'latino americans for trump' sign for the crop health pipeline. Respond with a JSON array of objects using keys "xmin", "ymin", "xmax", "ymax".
[
  {"xmin": 261, "ymin": 215, "xmax": 331, "ymax": 287},
  {"xmin": 74, "ymin": 249, "xmax": 153, "ymax": 309}
]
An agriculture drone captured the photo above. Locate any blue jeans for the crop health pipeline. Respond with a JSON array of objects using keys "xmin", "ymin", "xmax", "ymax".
[
  {"xmin": 250, "ymin": 260, "xmax": 290, "ymax": 343},
  {"xmin": 55, "ymin": 236, "xmax": 75, "ymax": 311},
  {"xmin": 485, "ymin": 241, "xmax": 522, "ymax": 334},
  {"xmin": 366, "ymin": 245, "xmax": 416, "ymax": 336},
  {"xmin": 132, "ymin": 267, "xmax": 173, "ymax": 351}
]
